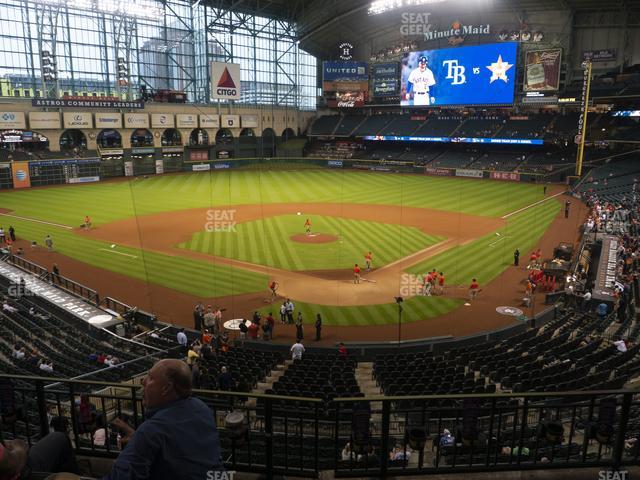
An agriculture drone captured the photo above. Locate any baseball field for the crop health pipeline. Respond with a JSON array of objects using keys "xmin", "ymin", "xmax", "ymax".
[{"xmin": 0, "ymin": 167, "xmax": 573, "ymax": 341}]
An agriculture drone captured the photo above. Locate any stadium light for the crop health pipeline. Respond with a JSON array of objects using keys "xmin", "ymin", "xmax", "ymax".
[{"xmin": 368, "ymin": 0, "xmax": 446, "ymax": 15}]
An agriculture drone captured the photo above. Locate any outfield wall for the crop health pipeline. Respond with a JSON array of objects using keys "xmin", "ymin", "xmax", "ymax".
[{"xmin": 0, "ymin": 156, "xmax": 546, "ymax": 190}]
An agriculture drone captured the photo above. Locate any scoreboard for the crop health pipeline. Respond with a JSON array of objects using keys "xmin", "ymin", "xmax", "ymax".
[{"xmin": 29, "ymin": 158, "xmax": 101, "ymax": 187}]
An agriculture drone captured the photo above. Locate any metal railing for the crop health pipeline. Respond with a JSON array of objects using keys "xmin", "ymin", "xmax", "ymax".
[
  {"xmin": 0, "ymin": 374, "xmax": 638, "ymax": 479},
  {"xmin": 5, "ymin": 255, "xmax": 99, "ymax": 306}
]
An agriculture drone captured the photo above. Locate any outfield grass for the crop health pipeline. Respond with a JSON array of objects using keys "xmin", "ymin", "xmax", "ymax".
[
  {"xmin": 0, "ymin": 170, "xmax": 555, "ymax": 326},
  {"xmin": 179, "ymin": 214, "xmax": 444, "ymax": 271},
  {"xmin": 0, "ymin": 170, "xmax": 544, "ymax": 225}
]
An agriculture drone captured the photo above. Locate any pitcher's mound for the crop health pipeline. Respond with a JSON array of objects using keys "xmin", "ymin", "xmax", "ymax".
[{"xmin": 290, "ymin": 233, "xmax": 338, "ymax": 244}]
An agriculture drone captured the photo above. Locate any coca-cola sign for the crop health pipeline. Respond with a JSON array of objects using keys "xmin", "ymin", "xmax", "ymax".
[{"xmin": 328, "ymin": 90, "xmax": 366, "ymax": 108}]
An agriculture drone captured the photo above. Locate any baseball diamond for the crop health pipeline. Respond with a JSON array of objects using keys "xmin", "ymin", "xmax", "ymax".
[{"xmin": 0, "ymin": 166, "xmax": 570, "ymax": 340}]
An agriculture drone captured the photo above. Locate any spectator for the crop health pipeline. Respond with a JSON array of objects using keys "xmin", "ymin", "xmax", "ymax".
[
  {"xmin": 315, "ymin": 314, "xmax": 322, "ymax": 341},
  {"xmin": 104, "ymin": 359, "xmax": 223, "ymax": 479},
  {"xmin": 203, "ymin": 307, "xmax": 216, "ymax": 333},
  {"xmin": 218, "ymin": 366, "xmax": 235, "ymax": 391},
  {"xmin": 247, "ymin": 320, "xmax": 259, "ymax": 340},
  {"xmin": 176, "ymin": 328, "xmax": 188, "ymax": 354},
  {"xmin": 264, "ymin": 312, "xmax": 275, "ymax": 340},
  {"xmin": 0, "ymin": 432, "xmax": 79, "ymax": 479},
  {"xmin": 439, "ymin": 428, "xmax": 455, "ymax": 447},
  {"xmin": 295, "ymin": 313, "xmax": 304, "ymax": 342},
  {"xmin": 582, "ymin": 290, "xmax": 592, "ymax": 312},
  {"xmin": 389, "ymin": 444, "xmax": 412, "ymax": 462},
  {"xmin": 338, "ymin": 342, "xmax": 348, "ymax": 357},
  {"xmin": 614, "ymin": 339, "xmax": 629, "ymax": 353},
  {"xmin": 291, "ymin": 340, "xmax": 305, "ymax": 361},
  {"xmin": 597, "ymin": 302, "xmax": 608, "ymax": 321}
]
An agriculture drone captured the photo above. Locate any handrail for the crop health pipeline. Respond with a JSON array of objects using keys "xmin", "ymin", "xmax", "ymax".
[{"xmin": 0, "ymin": 373, "xmax": 635, "ymax": 402}]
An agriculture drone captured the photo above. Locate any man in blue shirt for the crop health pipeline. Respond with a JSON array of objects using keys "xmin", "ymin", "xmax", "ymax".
[
  {"xmin": 104, "ymin": 359, "xmax": 223, "ymax": 480},
  {"xmin": 597, "ymin": 302, "xmax": 608, "ymax": 321}
]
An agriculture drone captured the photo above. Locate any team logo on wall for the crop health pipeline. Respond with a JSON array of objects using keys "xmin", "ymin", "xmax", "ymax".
[
  {"xmin": 339, "ymin": 42, "xmax": 354, "ymax": 60},
  {"xmin": 210, "ymin": 62, "xmax": 241, "ymax": 100}
]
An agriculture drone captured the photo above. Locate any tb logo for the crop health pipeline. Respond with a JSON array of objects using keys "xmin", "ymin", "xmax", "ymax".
[{"xmin": 443, "ymin": 60, "xmax": 466, "ymax": 85}]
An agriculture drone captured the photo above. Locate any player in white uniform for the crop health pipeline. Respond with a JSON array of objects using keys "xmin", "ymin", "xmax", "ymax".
[{"xmin": 405, "ymin": 56, "xmax": 436, "ymax": 106}]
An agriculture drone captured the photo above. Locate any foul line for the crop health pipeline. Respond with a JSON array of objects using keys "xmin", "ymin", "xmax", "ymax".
[
  {"xmin": 0, "ymin": 212, "xmax": 73, "ymax": 230},
  {"xmin": 98, "ymin": 248, "xmax": 138, "ymax": 259},
  {"xmin": 501, "ymin": 191, "xmax": 566, "ymax": 219}
]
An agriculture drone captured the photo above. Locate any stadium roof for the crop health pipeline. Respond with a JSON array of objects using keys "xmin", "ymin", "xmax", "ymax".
[{"xmin": 202, "ymin": 0, "xmax": 640, "ymax": 58}]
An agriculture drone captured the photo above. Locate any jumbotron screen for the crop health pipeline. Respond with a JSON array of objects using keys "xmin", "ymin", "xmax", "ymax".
[{"xmin": 400, "ymin": 42, "xmax": 518, "ymax": 107}]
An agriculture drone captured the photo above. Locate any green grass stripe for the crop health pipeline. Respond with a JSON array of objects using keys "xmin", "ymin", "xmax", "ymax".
[
  {"xmin": 179, "ymin": 214, "xmax": 443, "ymax": 271},
  {"xmin": 260, "ymin": 296, "xmax": 464, "ymax": 326}
]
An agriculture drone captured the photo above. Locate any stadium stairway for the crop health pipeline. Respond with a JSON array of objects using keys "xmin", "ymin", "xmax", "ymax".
[{"xmin": 252, "ymin": 359, "xmax": 290, "ymax": 396}]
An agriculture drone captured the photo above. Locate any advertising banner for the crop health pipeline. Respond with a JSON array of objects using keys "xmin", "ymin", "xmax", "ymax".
[
  {"xmin": 189, "ymin": 150, "xmax": 209, "ymax": 162},
  {"xmin": 241, "ymin": 115, "xmax": 258, "ymax": 128},
  {"xmin": 322, "ymin": 61, "xmax": 369, "ymax": 82},
  {"xmin": 124, "ymin": 113, "xmax": 149, "ymax": 129},
  {"xmin": 151, "ymin": 114, "xmax": 175, "ymax": 129},
  {"xmin": 220, "ymin": 115, "xmax": 240, "ymax": 128},
  {"xmin": 400, "ymin": 42, "xmax": 517, "ymax": 107},
  {"xmin": 523, "ymin": 49, "xmax": 562, "ymax": 92},
  {"xmin": 192, "ymin": 163, "xmax": 211, "ymax": 171},
  {"xmin": 371, "ymin": 63, "xmax": 399, "ymax": 97},
  {"xmin": 583, "ymin": 49, "xmax": 616, "ymax": 63},
  {"xmin": 328, "ymin": 91, "xmax": 366, "ymax": 108},
  {"xmin": 364, "ymin": 135, "xmax": 543, "ymax": 145},
  {"xmin": 425, "ymin": 167, "xmax": 453, "ymax": 176},
  {"xmin": 199, "ymin": 114, "xmax": 219, "ymax": 129},
  {"xmin": 490, "ymin": 171, "xmax": 521, "ymax": 181},
  {"xmin": 155, "ymin": 159, "xmax": 164, "ymax": 175},
  {"xmin": 95, "ymin": 113, "xmax": 122, "ymax": 129},
  {"xmin": 455, "ymin": 168, "xmax": 483, "ymax": 178},
  {"xmin": 11, "ymin": 161, "xmax": 30, "ymax": 188},
  {"xmin": 63, "ymin": 112, "xmax": 93, "ymax": 129},
  {"xmin": 29, "ymin": 112, "xmax": 61, "ymax": 130},
  {"xmin": 0, "ymin": 112, "xmax": 26, "ymax": 129},
  {"xmin": 210, "ymin": 62, "xmax": 241, "ymax": 100},
  {"xmin": 176, "ymin": 114, "xmax": 198, "ymax": 128}
]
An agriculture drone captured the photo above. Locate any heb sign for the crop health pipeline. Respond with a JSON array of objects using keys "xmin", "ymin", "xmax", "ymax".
[
  {"xmin": 425, "ymin": 167, "xmax": 453, "ymax": 177},
  {"xmin": 455, "ymin": 168, "xmax": 483, "ymax": 178},
  {"xmin": 490, "ymin": 171, "xmax": 520, "ymax": 181}
]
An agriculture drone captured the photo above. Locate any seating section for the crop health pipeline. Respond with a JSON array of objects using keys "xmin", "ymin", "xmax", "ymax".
[
  {"xmin": 414, "ymin": 118, "xmax": 460, "ymax": 137},
  {"xmin": 353, "ymin": 115, "xmax": 394, "ymax": 136},
  {"xmin": 455, "ymin": 118, "xmax": 503, "ymax": 138},
  {"xmin": 272, "ymin": 353, "xmax": 360, "ymax": 401},
  {"xmin": 334, "ymin": 115, "xmax": 365, "ymax": 137},
  {"xmin": 309, "ymin": 115, "xmax": 341, "ymax": 135},
  {"xmin": 379, "ymin": 115, "xmax": 424, "ymax": 136},
  {"xmin": 0, "ymin": 289, "xmax": 156, "ymax": 382}
]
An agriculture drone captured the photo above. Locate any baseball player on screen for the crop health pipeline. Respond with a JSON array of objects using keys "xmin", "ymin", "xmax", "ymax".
[{"xmin": 405, "ymin": 55, "xmax": 436, "ymax": 106}]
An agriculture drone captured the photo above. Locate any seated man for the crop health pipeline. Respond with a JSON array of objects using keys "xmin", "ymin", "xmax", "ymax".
[
  {"xmin": 104, "ymin": 359, "xmax": 223, "ymax": 480},
  {"xmin": 0, "ymin": 432, "xmax": 78, "ymax": 478}
]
